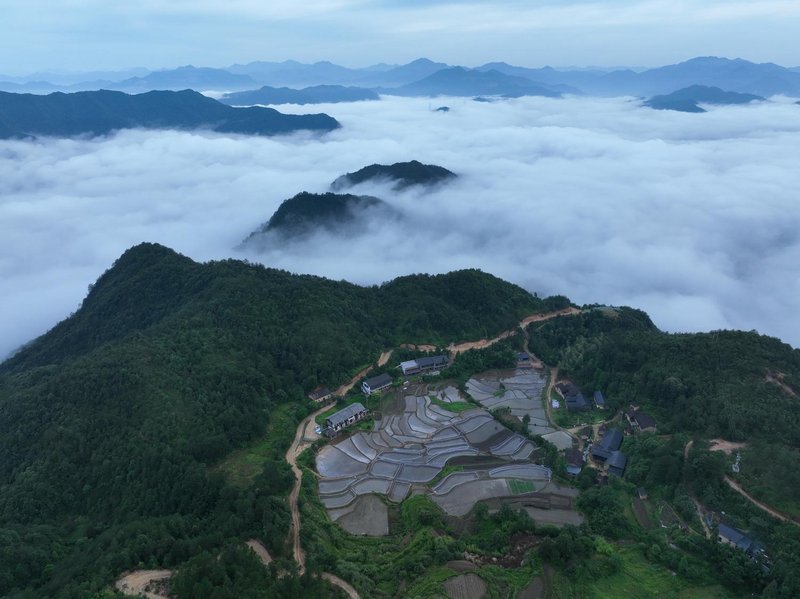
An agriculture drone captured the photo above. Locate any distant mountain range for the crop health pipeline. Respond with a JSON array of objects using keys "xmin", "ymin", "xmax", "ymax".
[
  {"xmin": 4, "ymin": 56, "xmax": 800, "ymax": 99},
  {"xmin": 645, "ymin": 85, "xmax": 765, "ymax": 113},
  {"xmin": 384, "ymin": 67, "xmax": 564, "ymax": 98},
  {"xmin": 0, "ymin": 89, "xmax": 340, "ymax": 139},
  {"xmin": 220, "ymin": 85, "xmax": 379, "ymax": 106},
  {"xmin": 331, "ymin": 160, "xmax": 457, "ymax": 191}
]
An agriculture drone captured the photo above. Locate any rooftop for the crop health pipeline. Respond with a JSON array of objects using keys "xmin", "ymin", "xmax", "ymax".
[
  {"xmin": 364, "ymin": 372, "xmax": 393, "ymax": 389},
  {"xmin": 327, "ymin": 402, "xmax": 367, "ymax": 427},
  {"xmin": 634, "ymin": 412, "xmax": 657, "ymax": 429}
]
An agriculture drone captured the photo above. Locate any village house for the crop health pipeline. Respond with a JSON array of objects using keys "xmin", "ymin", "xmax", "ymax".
[
  {"xmin": 307, "ymin": 386, "xmax": 334, "ymax": 403},
  {"xmin": 399, "ymin": 355, "xmax": 448, "ymax": 376},
  {"xmin": 564, "ymin": 448, "xmax": 584, "ymax": 476},
  {"xmin": 517, "ymin": 352, "xmax": 531, "ymax": 367},
  {"xmin": 718, "ymin": 523, "xmax": 764, "ymax": 557},
  {"xmin": 626, "ymin": 409, "xmax": 657, "ymax": 433},
  {"xmin": 361, "ymin": 373, "xmax": 393, "ymax": 395},
  {"xmin": 591, "ymin": 428, "xmax": 628, "ymax": 477},
  {"xmin": 557, "ymin": 381, "xmax": 591, "ymax": 412},
  {"xmin": 325, "ymin": 402, "xmax": 369, "ymax": 434},
  {"xmin": 593, "ymin": 390, "xmax": 606, "ymax": 410}
]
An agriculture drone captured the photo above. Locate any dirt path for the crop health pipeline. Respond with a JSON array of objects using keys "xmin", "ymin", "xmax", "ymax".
[
  {"xmin": 246, "ymin": 539, "xmax": 273, "ymax": 566},
  {"xmin": 285, "ymin": 401, "xmax": 363, "ymax": 597},
  {"xmin": 115, "ymin": 570, "xmax": 172, "ymax": 599},
  {"xmin": 322, "ymin": 573, "xmax": 361, "ymax": 599},
  {"xmin": 519, "ymin": 307, "xmax": 580, "ymax": 328},
  {"xmin": 447, "ymin": 308, "xmax": 580, "ymax": 357},
  {"xmin": 286, "ymin": 401, "xmax": 335, "ymax": 574},
  {"xmin": 682, "ymin": 440, "xmax": 712, "ymax": 538},
  {"xmin": 724, "ymin": 476, "xmax": 797, "ymax": 525}
]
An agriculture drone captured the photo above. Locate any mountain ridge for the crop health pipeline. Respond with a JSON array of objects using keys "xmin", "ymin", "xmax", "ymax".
[{"xmin": 0, "ymin": 89, "xmax": 340, "ymax": 138}]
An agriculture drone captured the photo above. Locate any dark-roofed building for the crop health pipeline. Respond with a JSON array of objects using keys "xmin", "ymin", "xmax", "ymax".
[
  {"xmin": 593, "ymin": 390, "xmax": 606, "ymax": 409},
  {"xmin": 361, "ymin": 373, "xmax": 393, "ymax": 395},
  {"xmin": 399, "ymin": 355, "xmax": 448, "ymax": 376},
  {"xmin": 632, "ymin": 411, "xmax": 657, "ymax": 433},
  {"xmin": 517, "ymin": 352, "xmax": 531, "ymax": 367},
  {"xmin": 606, "ymin": 451, "xmax": 628, "ymax": 477},
  {"xmin": 718, "ymin": 523, "xmax": 764, "ymax": 554},
  {"xmin": 564, "ymin": 448, "xmax": 584, "ymax": 476},
  {"xmin": 325, "ymin": 402, "xmax": 368, "ymax": 433},
  {"xmin": 308, "ymin": 386, "xmax": 334, "ymax": 403},
  {"xmin": 566, "ymin": 393, "xmax": 590, "ymax": 412},
  {"xmin": 591, "ymin": 428, "xmax": 625, "ymax": 468}
]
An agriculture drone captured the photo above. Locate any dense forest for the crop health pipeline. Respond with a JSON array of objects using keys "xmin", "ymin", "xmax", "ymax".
[
  {"xmin": 527, "ymin": 306, "xmax": 800, "ymax": 443},
  {"xmin": 0, "ymin": 243, "xmax": 559, "ymax": 597}
]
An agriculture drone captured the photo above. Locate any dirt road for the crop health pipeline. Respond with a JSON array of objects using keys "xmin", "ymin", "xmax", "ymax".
[
  {"xmin": 285, "ymin": 401, "xmax": 363, "ymax": 597},
  {"xmin": 447, "ymin": 308, "xmax": 580, "ymax": 357},
  {"xmin": 286, "ymin": 401, "xmax": 336, "ymax": 574},
  {"xmin": 322, "ymin": 573, "xmax": 361, "ymax": 599},
  {"xmin": 519, "ymin": 307, "xmax": 580, "ymax": 328},
  {"xmin": 724, "ymin": 476, "xmax": 797, "ymax": 525},
  {"xmin": 115, "ymin": 570, "xmax": 172, "ymax": 599}
]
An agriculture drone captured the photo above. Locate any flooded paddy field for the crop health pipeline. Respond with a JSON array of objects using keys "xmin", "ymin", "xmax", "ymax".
[{"xmin": 315, "ymin": 375, "xmax": 587, "ymax": 532}]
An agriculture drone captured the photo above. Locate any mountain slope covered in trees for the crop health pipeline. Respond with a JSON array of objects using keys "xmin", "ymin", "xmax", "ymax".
[{"xmin": 0, "ymin": 244, "xmax": 552, "ymax": 597}]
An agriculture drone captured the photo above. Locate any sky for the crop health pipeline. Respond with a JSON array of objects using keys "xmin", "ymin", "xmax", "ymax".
[
  {"xmin": 1, "ymin": 95, "xmax": 799, "ymax": 359},
  {"xmin": 1, "ymin": 0, "xmax": 800, "ymax": 74}
]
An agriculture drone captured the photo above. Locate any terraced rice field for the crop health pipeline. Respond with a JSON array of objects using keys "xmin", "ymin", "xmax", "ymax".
[
  {"xmin": 316, "ymin": 388, "xmax": 552, "ymax": 525},
  {"xmin": 466, "ymin": 370, "xmax": 554, "ymax": 437}
]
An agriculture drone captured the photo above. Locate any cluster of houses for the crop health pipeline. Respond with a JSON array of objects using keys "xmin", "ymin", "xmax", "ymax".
[
  {"xmin": 555, "ymin": 378, "xmax": 658, "ymax": 479},
  {"xmin": 556, "ymin": 382, "xmax": 607, "ymax": 412}
]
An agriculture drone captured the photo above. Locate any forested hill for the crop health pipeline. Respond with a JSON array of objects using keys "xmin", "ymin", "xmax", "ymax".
[
  {"xmin": 0, "ymin": 89, "xmax": 340, "ymax": 138},
  {"xmin": 330, "ymin": 160, "xmax": 457, "ymax": 191},
  {"xmin": 240, "ymin": 191, "xmax": 396, "ymax": 247},
  {"xmin": 527, "ymin": 307, "xmax": 800, "ymax": 443},
  {"xmin": 0, "ymin": 243, "xmax": 560, "ymax": 597}
]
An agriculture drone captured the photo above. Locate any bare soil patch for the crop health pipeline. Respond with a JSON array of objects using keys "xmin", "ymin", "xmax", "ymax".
[
  {"xmin": 115, "ymin": 570, "xmax": 172, "ymax": 599},
  {"xmin": 709, "ymin": 439, "xmax": 748, "ymax": 455},
  {"xmin": 444, "ymin": 573, "xmax": 487, "ymax": 599},
  {"xmin": 246, "ymin": 539, "xmax": 272, "ymax": 566},
  {"xmin": 401, "ymin": 343, "xmax": 438, "ymax": 352},
  {"xmin": 766, "ymin": 370, "xmax": 798, "ymax": 398}
]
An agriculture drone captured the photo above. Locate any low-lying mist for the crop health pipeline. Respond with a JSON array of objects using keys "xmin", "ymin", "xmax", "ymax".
[{"xmin": 2, "ymin": 95, "xmax": 799, "ymax": 359}]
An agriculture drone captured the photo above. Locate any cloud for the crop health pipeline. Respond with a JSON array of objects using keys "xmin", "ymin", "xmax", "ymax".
[{"xmin": 1, "ymin": 94, "xmax": 799, "ymax": 360}]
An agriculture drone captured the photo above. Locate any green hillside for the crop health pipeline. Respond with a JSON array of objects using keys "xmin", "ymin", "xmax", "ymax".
[{"xmin": 0, "ymin": 244, "xmax": 550, "ymax": 597}]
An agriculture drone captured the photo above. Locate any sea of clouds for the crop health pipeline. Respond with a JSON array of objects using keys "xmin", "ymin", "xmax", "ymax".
[{"xmin": 1, "ymin": 94, "xmax": 799, "ymax": 359}]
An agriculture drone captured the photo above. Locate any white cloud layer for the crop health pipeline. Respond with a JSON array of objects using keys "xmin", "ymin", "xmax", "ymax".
[{"xmin": 1, "ymin": 95, "xmax": 799, "ymax": 359}]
